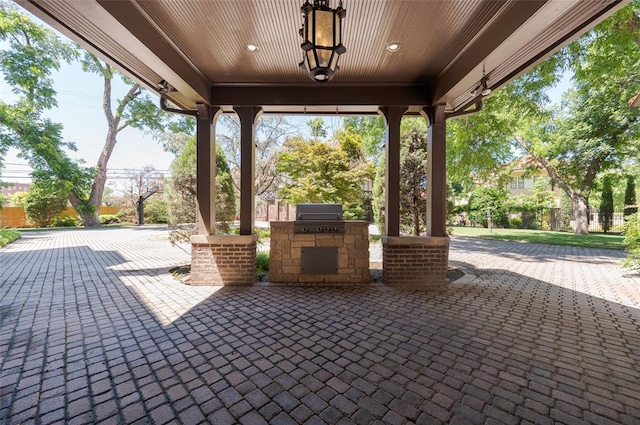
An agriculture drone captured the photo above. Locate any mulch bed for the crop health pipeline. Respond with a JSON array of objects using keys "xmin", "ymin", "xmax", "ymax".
[{"xmin": 171, "ymin": 264, "xmax": 465, "ymax": 285}]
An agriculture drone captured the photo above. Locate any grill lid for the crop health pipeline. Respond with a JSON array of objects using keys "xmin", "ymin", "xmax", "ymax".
[{"xmin": 296, "ymin": 204, "xmax": 343, "ymax": 221}]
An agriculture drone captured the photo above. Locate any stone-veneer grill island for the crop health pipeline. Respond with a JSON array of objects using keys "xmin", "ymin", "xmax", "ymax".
[{"xmin": 269, "ymin": 204, "xmax": 370, "ymax": 284}]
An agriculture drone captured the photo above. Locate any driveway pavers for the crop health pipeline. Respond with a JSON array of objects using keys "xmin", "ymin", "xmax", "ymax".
[{"xmin": 1, "ymin": 226, "xmax": 639, "ymax": 424}]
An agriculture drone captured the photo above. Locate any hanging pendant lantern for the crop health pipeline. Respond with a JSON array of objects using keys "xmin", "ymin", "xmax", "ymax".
[{"xmin": 299, "ymin": 0, "xmax": 346, "ymax": 83}]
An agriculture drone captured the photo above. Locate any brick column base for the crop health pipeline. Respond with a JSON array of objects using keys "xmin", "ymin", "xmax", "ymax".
[
  {"xmin": 383, "ymin": 236, "xmax": 449, "ymax": 286},
  {"xmin": 190, "ymin": 235, "xmax": 257, "ymax": 285}
]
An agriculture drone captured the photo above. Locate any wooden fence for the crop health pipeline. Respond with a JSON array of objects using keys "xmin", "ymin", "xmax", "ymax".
[{"xmin": 0, "ymin": 206, "xmax": 122, "ymax": 228}]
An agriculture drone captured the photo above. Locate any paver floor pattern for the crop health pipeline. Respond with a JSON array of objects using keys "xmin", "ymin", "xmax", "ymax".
[{"xmin": 1, "ymin": 227, "xmax": 639, "ymax": 425}]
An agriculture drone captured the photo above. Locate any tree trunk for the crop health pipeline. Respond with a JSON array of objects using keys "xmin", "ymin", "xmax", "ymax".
[
  {"xmin": 69, "ymin": 59, "xmax": 139, "ymax": 227},
  {"xmin": 572, "ymin": 194, "xmax": 590, "ymax": 235},
  {"xmin": 68, "ymin": 192, "xmax": 100, "ymax": 226}
]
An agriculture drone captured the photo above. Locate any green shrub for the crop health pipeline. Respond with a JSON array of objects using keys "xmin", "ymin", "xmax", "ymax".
[
  {"xmin": 144, "ymin": 198, "xmax": 169, "ymax": 224},
  {"xmin": 509, "ymin": 217, "xmax": 523, "ymax": 229},
  {"xmin": 599, "ymin": 176, "xmax": 614, "ymax": 233},
  {"xmin": 51, "ymin": 215, "xmax": 79, "ymax": 227},
  {"xmin": 24, "ymin": 179, "xmax": 70, "ymax": 228},
  {"xmin": 116, "ymin": 207, "xmax": 136, "ymax": 223},
  {"xmin": 100, "ymin": 214, "xmax": 120, "ymax": 225},
  {"xmin": 468, "ymin": 187, "xmax": 507, "ymax": 228},
  {"xmin": 0, "ymin": 229, "xmax": 20, "ymax": 248},
  {"xmin": 622, "ymin": 212, "xmax": 640, "ymax": 270},
  {"xmin": 256, "ymin": 251, "xmax": 270, "ymax": 281}
]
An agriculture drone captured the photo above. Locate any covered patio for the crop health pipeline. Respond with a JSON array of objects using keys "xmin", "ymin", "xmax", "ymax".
[
  {"xmin": 17, "ymin": 0, "xmax": 628, "ymax": 286},
  {"xmin": 1, "ymin": 227, "xmax": 639, "ymax": 423}
]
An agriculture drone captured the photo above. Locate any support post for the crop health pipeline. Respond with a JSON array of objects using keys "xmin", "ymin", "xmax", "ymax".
[
  {"xmin": 195, "ymin": 104, "xmax": 218, "ymax": 235},
  {"xmin": 427, "ymin": 104, "xmax": 447, "ymax": 237},
  {"xmin": 234, "ymin": 107, "xmax": 261, "ymax": 235},
  {"xmin": 380, "ymin": 107, "xmax": 405, "ymax": 237}
]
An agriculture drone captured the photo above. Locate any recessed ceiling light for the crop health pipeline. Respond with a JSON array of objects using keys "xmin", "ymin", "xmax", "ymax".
[
  {"xmin": 386, "ymin": 43, "xmax": 400, "ymax": 53},
  {"xmin": 246, "ymin": 44, "xmax": 259, "ymax": 52}
]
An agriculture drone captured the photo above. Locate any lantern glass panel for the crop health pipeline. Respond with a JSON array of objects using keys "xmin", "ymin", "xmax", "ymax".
[
  {"xmin": 329, "ymin": 51, "xmax": 339, "ymax": 71},
  {"xmin": 317, "ymin": 48, "xmax": 332, "ymax": 67},
  {"xmin": 306, "ymin": 50, "xmax": 317, "ymax": 69},
  {"xmin": 334, "ymin": 13, "xmax": 341, "ymax": 44},
  {"xmin": 305, "ymin": 11, "xmax": 314, "ymax": 44},
  {"xmin": 314, "ymin": 9, "xmax": 334, "ymax": 48}
]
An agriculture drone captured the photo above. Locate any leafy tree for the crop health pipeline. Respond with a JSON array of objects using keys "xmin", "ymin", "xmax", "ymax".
[
  {"xmin": 24, "ymin": 178, "xmax": 70, "ymax": 227},
  {"xmin": 166, "ymin": 136, "xmax": 236, "ymax": 241},
  {"xmin": 0, "ymin": 7, "xmax": 167, "ymax": 227},
  {"xmin": 399, "ymin": 118, "xmax": 428, "ymax": 235},
  {"xmin": 372, "ymin": 156, "xmax": 385, "ymax": 231},
  {"xmin": 447, "ymin": 55, "xmax": 565, "ymax": 190},
  {"xmin": 622, "ymin": 212, "xmax": 640, "ymax": 270},
  {"xmin": 143, "ymin": 197, "xmax": 168, "ymax": 224},
  {"xmin": 599, "ymin": 176, "xmax": 615, "ymax": 232},
  {"xmin": 505, "ymin": 178, "xmax": 556, "ymax": 229},
  {"xmin": 370, "ymin": 118, "xmax": 431, "ymax": 235},
  {"xmin": 276, "ymin": 133, "xmax": 373, "ymax": 220},
  {"xmin": 0, "ymin": 192, "xmax": 5, "ymax": 208},
  {"xmin": 342, "ymin": 116, "xmax": 386, "ymax": 162},
  {"xmin": 468, "ymin": 186, "xmax": 507, "ymax": 228},
  {"xmin": 70, "ymin": 53, "xmax": 167, "ymax": 226},
  {"xmin": 8, "ymin": 191, "xmax": 26, "ymax": 207},
  {"xmin": 531, "ymin": 178, "xmax": 557, "ymax": 229},
  {"xmin": 516, "ymin": 1, "xmax": 640, "ymax": 234},
  {"xmin": 0, "ymin": 4, "xmax": 93, "ymax": 214},
  {"xmin": 444, "ymin": 1, "xmax": 640, "ymax": 235},
  {"xmin": 624, "ymin": 176, "xmax": 638, "ymax": 217},
  {"xmin": 307, "ymin": 117, "xmax": 327, "ymax": 141}
]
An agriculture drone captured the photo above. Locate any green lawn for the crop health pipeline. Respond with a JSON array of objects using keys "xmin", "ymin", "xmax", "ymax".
[
  {"xmin": 0, "ymin": 228, "xmax": 21, "ymax": 248},
  {"xmin": 450, "ymin": 226, "xmax": 624, "ymax": 250}
]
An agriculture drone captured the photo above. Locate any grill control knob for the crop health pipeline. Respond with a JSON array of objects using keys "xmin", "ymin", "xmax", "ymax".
[{"xmin": 303, "ymin": 226, "xmax": 309, "ymax": 232}]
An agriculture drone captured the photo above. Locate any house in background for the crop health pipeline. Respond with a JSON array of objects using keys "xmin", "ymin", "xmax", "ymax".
[
  {"xmin": 1, "ymin": 182, "xmax": 32, "ymax": 199},
  {"xmin": 505, "ymin": 157, "xmax": 562, "ymax": 205}
]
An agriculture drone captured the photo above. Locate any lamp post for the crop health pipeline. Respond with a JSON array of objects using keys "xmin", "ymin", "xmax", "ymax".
[{"xmin": 299, "ymin": 0, "xmax": 346, "ymax": 83}]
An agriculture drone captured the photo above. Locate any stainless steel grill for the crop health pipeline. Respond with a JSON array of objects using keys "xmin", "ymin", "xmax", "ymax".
[{"xmin": 294, "ymin": 204, "xmax": 345, "ymax": 233}]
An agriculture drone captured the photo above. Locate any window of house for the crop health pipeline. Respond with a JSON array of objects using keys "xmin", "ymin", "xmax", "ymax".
[{"xmin": 518, "ymin": 177, "xmax": 524, "ymax": 189}]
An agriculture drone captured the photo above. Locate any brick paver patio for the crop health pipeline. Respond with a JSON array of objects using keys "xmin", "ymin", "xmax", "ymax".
[{"xmin": 1, "ymin": 226, "xmax": 639, "ymax": 424}]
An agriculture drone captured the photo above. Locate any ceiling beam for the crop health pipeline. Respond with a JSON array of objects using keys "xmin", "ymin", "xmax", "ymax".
[
  {"xmin": 211, "ymin": 85, "xmax": 431, "ymax": 108},
  {"xmin": 432, "ymin": 0, "xmax": 548, "ymax": 105},
  {"xmin": 95, "ymin": 0, "xmax": 211, "ymax": 105}
]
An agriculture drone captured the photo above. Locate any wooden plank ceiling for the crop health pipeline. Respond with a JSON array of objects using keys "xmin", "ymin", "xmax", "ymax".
[{"xmin": 18, "ymin": 0, "xmax": 627, "ymax": 113}]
